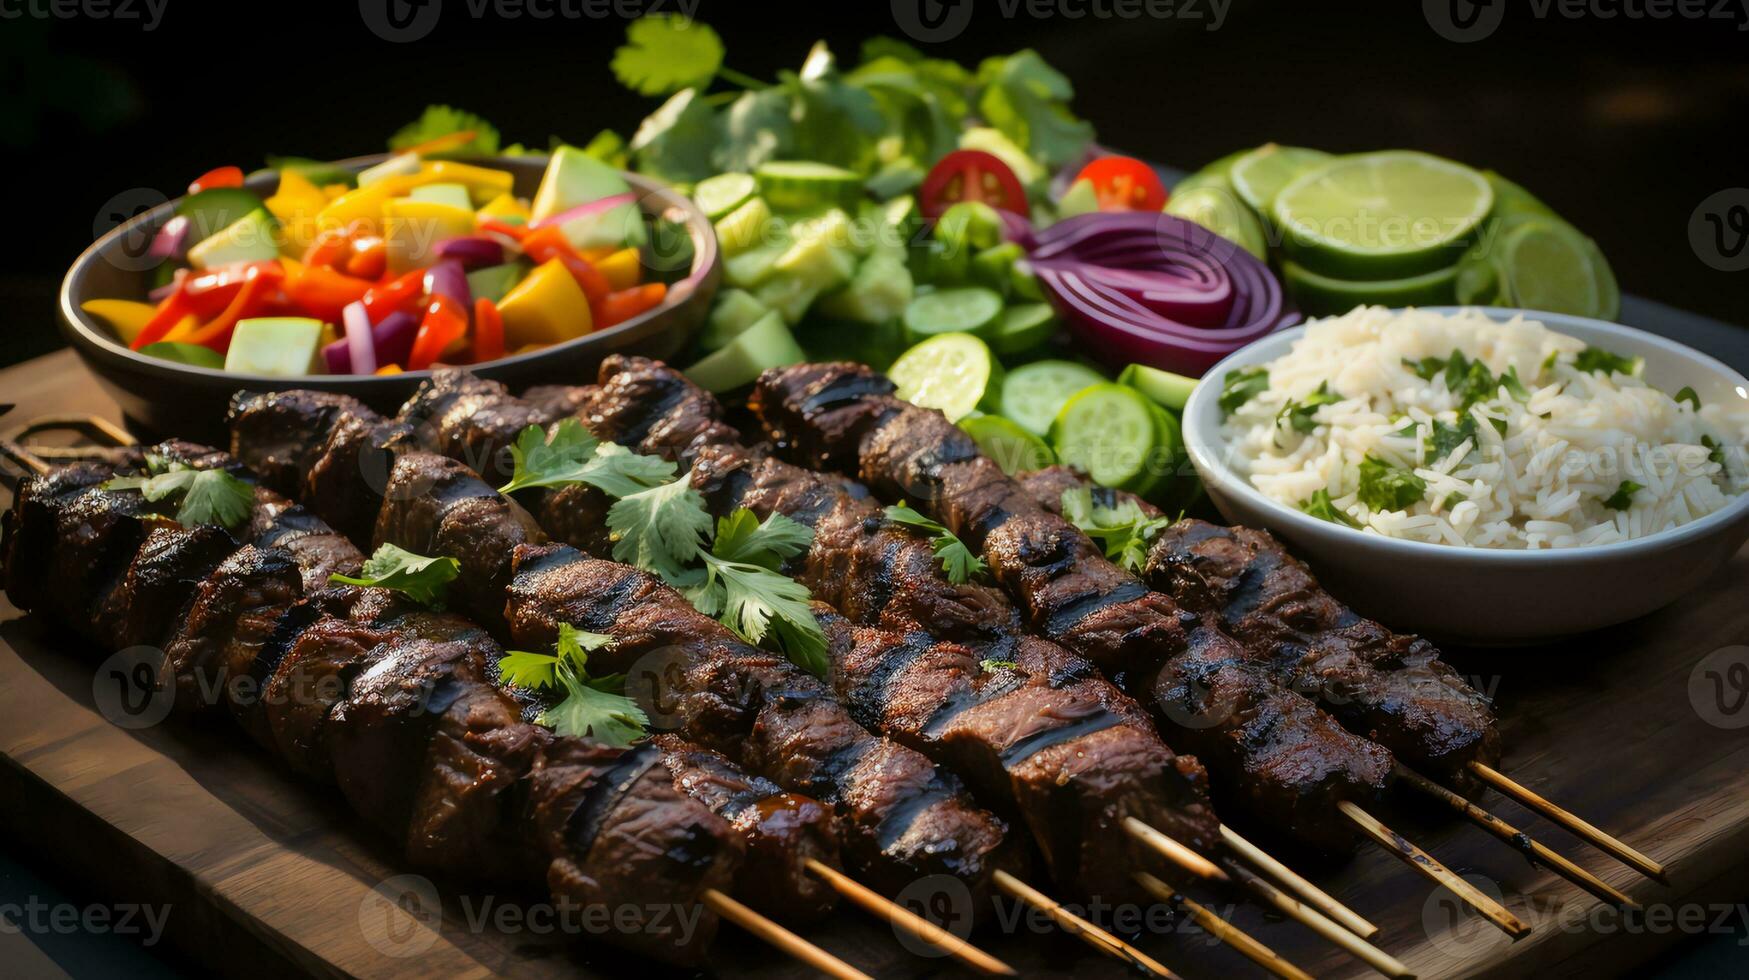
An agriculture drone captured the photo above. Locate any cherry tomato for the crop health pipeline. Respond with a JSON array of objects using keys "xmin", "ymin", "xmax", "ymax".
[
  {"xmin": 1073, "ymin": 156, "xmax": 1168, "ymax": 212},
  {"xmin": 188, "ymin": 166, "xmax": 245, "ymax": 195},
  {"xmin": 918, "ymin": 150, "xmax": 1030, "ymax": 221}
]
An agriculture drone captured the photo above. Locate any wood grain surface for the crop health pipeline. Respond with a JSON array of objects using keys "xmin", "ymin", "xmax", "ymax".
[{"xmin": 4, "ymin": 348, "xmax": 1748, "ymax": 980}]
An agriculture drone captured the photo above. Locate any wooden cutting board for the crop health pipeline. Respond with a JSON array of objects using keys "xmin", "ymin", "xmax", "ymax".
[{"xmin": 5, "ymin": 347, "xmax": 1749, "ymax": 980}]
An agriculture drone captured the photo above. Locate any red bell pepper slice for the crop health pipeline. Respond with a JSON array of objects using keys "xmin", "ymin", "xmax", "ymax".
[
  {"xmin": 472, "ymin": 297, "xmax": 505, "ymax": 364},
  {"xmin": 596, "ymin": 283, "xmax": 668, "ymax": 329},
  {"xmin": 407, "ymin": 294, "xmax": 469, "ymax": 371},
  {"xmin": 183, "ymin": 264, "xmax": 283, "ymax": 352},
  {"xmin": 478, "ymin": 219, "xmax": 530, "ymax": 242},
  {"xmin": 130, "ymin": 282, "xmax": 195, "ymax": 350},
  {"xmin": 345, "ymin": 236, "xmax": 388, "ymax": 280},
  {"xmin": 189, "ymin": 166, "xmax": 245, "ymax": 195},
  {"xmin": 361, "ymin": 268, "xmax": 428, "ymax": 323},
  {"xmin": 285, "ymin": 264, "xmax": 374, "ymax": 324}
]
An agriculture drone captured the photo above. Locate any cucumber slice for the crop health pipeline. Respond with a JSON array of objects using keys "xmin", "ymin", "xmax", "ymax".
[
  {"xmin": 694, "ymin": 172, "xmax": 757, "ymax": 220},
  {"xmin": 755, "ymin": 161, "xmax": 864, "ymax": 212},
  {"xmin": 909, "ymin": 238, "xmax": 970, "ymax": 287},
  {"xmin": 701, "ymin": 289, "xmax": 772, "ymax": 350},
  {"xmin": 714, "ymin": 196, "xmax": 774, "ymax": 256},
  {"xmin": 960, "ymin": 414, "xmax": 1054, "ymax": 475},
  {"xmin": 999, "ymin": 360, "xmax": 1107, "ymax": 437},
  {"xmin": 988, "ymin": 303, "xmax": 1059, "ymax": 356},
  {"xmin": 684, "ymin": 311, "xmax": 806, "ymax": 393},
  {"xmin": 934, "ymin": 202, "xmax": 1005, "ymax": 254},
  {"xmin": 1050, "ymin": 383, "xmax": 1157, "ymax": 490},
  {"xmin": 889, "ymin": 332, "xmax": 1001, "ymax": 422},
  {"xmin": 1125, "ymin": 399, "xmax": 1182, "ymax": 499},
  {"xmin": 1118, "ymin": 364, "xmax": 1201, "ymax": 410},
  {"xmin": 902, "ymin": 287, "xmax": 1003, "ymax": 343}
]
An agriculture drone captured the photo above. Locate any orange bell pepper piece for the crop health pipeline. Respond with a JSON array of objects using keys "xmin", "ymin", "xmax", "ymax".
[
  {"xmin": 520, "ymin": 226, "xmax": 610, "ymax": 315},
  {"xmin": 596, "ymin": 283, "xmax": 667, "ymax": 329},
  {"xmin": 183, "ymin": 264, "xmax": 284, "ymax": 351},
  {"xmin": 473, "ymin": 297, "xmax": 505, "ymax": 364},
  {"xmin": 285, "ymin": 264, "xmax": 373, "ymax": 324}
]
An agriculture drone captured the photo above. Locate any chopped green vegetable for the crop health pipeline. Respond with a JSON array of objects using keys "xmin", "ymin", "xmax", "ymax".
[
  {"xmin": 975, "ymin": 50, "xmax": 1094, "ymax": 169},
  {"xmin": 1300, "ymin": 489, "xmax": 1361, "ymax": 528},
  {"xmin": 884, "ymin": 502, "xmax": 987, "ymax": 584},
  {"xmin": 499, "ymin": 419, "xmax": 676, "ymax": 497},
  {"xmin": 1357, "ymin": 455, "xmax": 1428, "ymax": 512},
  {"xmin": 1703, "ymin": 434, "xmax": 1726, "ymax": 466},
  {"xmin": 1603, "ymin": 480, "xmax": 1644, "ymax": 510},
  {"xmin": 500, "ymin": 623, "xmax": 646, "ymax": 747},
  {"xmin": 1426, "ymin": 415, "xmax": 1479, "ymax": 462},
  {"xmin": 1058, "ymin": 486, "xmax": 1172, "ymax": 575},
  {"xmin": 330, "ymin": 544, "xmax": 461, "ymax": 607},
  {"xmin": 103, "ymin": 455, "xmax": 255, "ymax": 530},
  {"xmin": 1501, "ymin": 365, "xmax": 1531, "ymax": 401},
  {"xmin": 1675, "ymin": 386, "xmax": 1701, "ymax": 410},
  {"xmin": 1574, "ymin": 345, "xmax": 1642, "ymax": 377},
  {"xmin": 607, "ymin": 475, "xmax": 715, "ymax": 582},
  {"xmin": 389, "ymin": 105, "xmax": 501, "ymax": 157},
  {"xmin": 1218, "ymin": 366, "xmax": 1269, "ymax": 415},
  {"xmin": 1403, "ymin": 355, "xmax": 1447, "ymax": 382},
  {"xmin": 1278, "ymin": 382, "xmax": 1341, "ymax": 434}
]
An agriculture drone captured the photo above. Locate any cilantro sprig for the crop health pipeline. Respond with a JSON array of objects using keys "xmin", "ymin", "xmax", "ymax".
[
  {"xmin": 1356, "ymin": 456, "xmax": 1428, "ymax": 513},
  {"xmin": 1058, "ymin": 487, "xmax": 1173, "ymax": 575},
  {"xmin": 103, "ymin": 455, "xmax": 254, "ymax": 530},
  {"xmin": 1300, "ymin": 490, "xmax": 1361, "ymax": 529},
  {"xmin": 1278, "ymin": 382, "xmax": 1342, "ymax": 434},
  {"xmin": 1602, "ymin": 481, "xmax": 1644, "ymax": 511},
  {"xmin": 1219, "ymin": 366, "xmax": 1269, "ymax": 416},
  {"xmin": 330, "ymin": 543, "xmax": 461, "ymax": 607},
  {"xmin": 883, "ymin": 502, "xmax": 987, "ymax": 584},
  {"xmin": 1574, "ymin": 346, "xmax": 1643, "ymax": 378},
  {"xmin": 500, "ymin": 623, "xmax": 648, "ymax": 747},
  {"xmin": 499, "ymin": 419, "xmax": 675, "ymax": 497}
]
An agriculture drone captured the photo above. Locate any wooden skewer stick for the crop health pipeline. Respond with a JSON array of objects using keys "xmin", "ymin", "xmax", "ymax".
[
  {"xmin": 1132, "ymin": 872, "xmax": 1314, "ymax": 980},
  {"xmin": 1338, "ymin": 801, "xmax": 1530, "ymax": 938},
  {"xmin": 702, "ymin": 889, "xmax": 873, "ymax": 980},
  {"xmin": 993, "ymin": 870, "xmax": 1179, "ymax": 979},
  {"xmin": 1124, "ymin": 817, "xmax": 1228, "ymax": 882},
  {"xmin": 1396, "ymin": 767, "xmax": 1638, "ymax": 909},
  {"xmin": 1219, "ymin": 858, "xmax": 1414, "ymax": 979},
  {"xmin": 803, "ymin": 858, "xmax": 1015, "ymax": 976},
  {"xmin": 1469, "ymin": 761, "xmax": 1668, "ymax": 883},
  {"xmin": 1219, "ymin": 823, "xmax": 1380, "ymax": 939}
]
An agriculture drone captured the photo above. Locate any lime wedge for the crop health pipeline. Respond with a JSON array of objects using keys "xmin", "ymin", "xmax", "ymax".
[
  {"xmin": 889, "ymin": 332, "xmax": 1002, "ymax": 422},
  {"xmin": 1495, "ymin": 217, "xmax": 1620, "ymax": 320},
  {"xmin": 1229, "ymin": 144, "xmax": 1331, "ymax": 216},
  {"xmin": 1282, "ymin": 261, "xmax": 1460, "ymax": 317},
  {"xmin": 1164, "ymin": 184, "xmax": 1268, "ymax": 260},
  {"xmin": 1273, "ymin": 151, "xmax": 1493, "ymax": 279}
]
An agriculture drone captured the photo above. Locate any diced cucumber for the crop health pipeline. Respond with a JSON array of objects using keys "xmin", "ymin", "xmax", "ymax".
[
  {"xmin": 694, "ymin": 172, "xmax": 758, "ymax": 220},
  {"xmin": 701, "ymin": 289, "xmax": 773, "ymax": 350},
  {"xmin": 755, "ymin": 161, "xmax": 864, "ymax": 212},
  {"xmin": 988, "ymin": 303, "xmax": 1059, "ymax": 356},
  {"xmin": 999, "ymin": 359, "xmax": 1107, "ymax": 437},
  {"xmin": 187, "ymin": 208, "xmax": 280, "ymax": 269},
  {"xmin": 971, "ymin": 242, "xmax": 1023, "ymax": 296},
  {"xmin": 531, "ymin": 144, "xmax": 644, "ymax": 247},
  {"xmin": 465, "ymin": 262, "xmax": 526, "ymax": 305},
  {"xmin": 816, "ymin": 252, "xmax": 913, "ymax": 325},
  {"xmin": 934, "ymin": 202, "xmax": 1005, "ymax": 254},
  {"xmin": 1118, "ymin": 363, "xmax": 1201, "ymax": 410},
  {"xmin": 409, "ymin": 182, "xmax": 473, "ymax": 211},
  {"xmin": 872, "ymin": 194, "xmax": 921, "ymax": 256},
  {"xmin": 1056, "ymin": 178, "xmax": 1101, "ymax": 219},
  {"xmin": 1049, "ymin": 383, "xmax": 1158, "ymax": 490},
  {"xmin": 889, "ymin": 332, "xmax": 1002, "ymax": 422},
  {"xmin": 1010, "ymin": 259, "xmax": 1045, "ymax": 301},
  {"xmin": 224, "ymin": 317, "xmax": 323, "ymax": 377},
  {"xmin": 713, "ymin": 196, "xmax": 775, "ymax": 256},
  {"xmin": 754, "ymin": 273, "xmax": 824, "ymax": 325},
  {"xmin": 960, "ymin": 414, "xmax": 1054, "ymax": 475},
  {"xmin": 684, "ymin": 311, "xmax": 806, "ymax": 393},
  {"xmin": 773, "ymin": 209, "xmax": 857, "ymax": 292},
  {"xmin": 723, "ymin": 236, "xmax": 789, "ymax": 289},
  {"xmin": 902, "ymin": 287, "xmax": 1004, "ymax": 344}
]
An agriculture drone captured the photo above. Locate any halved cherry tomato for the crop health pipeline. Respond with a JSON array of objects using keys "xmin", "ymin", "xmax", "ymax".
[
  {"xmin": 596, "ymin": 283, "xmax": 667, "ymax": 330},
  {"xmin": 189, "ymin": 165, "xmax": 244, "ymax": 195},
  {"xmin": 473, "ymin": 297, "xmax": 505, "ymax": 363},
  {"xmin": 1073, "ymin": 156, "xmax": 1168, "ymax": 212},
  {"xmin": 919, "ymin": 150, "xmax": 1030, "ymax": 220}
]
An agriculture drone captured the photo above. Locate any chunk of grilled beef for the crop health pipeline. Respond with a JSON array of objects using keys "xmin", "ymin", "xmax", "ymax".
[
  {"xmin": 506, "ymin": 543, "xmax": 1015, "ymax": 900},
  {"xmin": 583, "ymin": 355, "xmax": 745, "ymax": 467},
  {"xmin": 227, "ymin": 389, "xmax": 372, "ymax": 497},
  {"xmin": 653, "ymin": 734, "xmax": 839, "ymax": 922},
  {"xmin": 753, "ymin": 363, "xmax": 1399, "ymax": 848},
  {"xmin": 399, "ymin": 369, "xmax": 577, "ymax": 486},
  {"xmin": 1022, "ymin": 467, "xmax": 1501, "ymax": 786}
]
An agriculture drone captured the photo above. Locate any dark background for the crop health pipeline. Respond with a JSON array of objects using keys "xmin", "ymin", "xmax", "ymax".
[{"xmin": 1, "ymin": 1, "xmax": 1746, "ymax": 976}]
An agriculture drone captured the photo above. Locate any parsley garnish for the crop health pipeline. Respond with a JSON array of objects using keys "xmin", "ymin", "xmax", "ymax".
[
  {"xmin": 1426, "ymin": 415, "xmax": 1479, "ymax": 463},
  {"xmin": 388, "ymin": 105, "xmax": 501, "ymax": 157},
  {"xmin": 1574, "ymin": 346, "xmax": 1642, "ymax": 377},
  {"xmin": 611, "ymin": 15, "xmax": 728, "ymax": 96},
  {"xmin": 103, "ymin": 455, "xmax": 254, "ymax": 530},
  {"xmin": 1602, "ymin": 481, "xmax": 1644, "ymax": 510},
  {"xmin": 1404, "ymin": 355, "xmax": 1447, "ymax": 381},
  {"xmin": 1702, "ymin": 434, "xmax": 1726, "ymax": 466},
  {"xmin": 1219, "ymin": 366, "xmax": 1269, "ymax": 416},
  {"xmin": 1058, "ymin": 487, "xmax": 1172, "ymax": 575},
  {"xmin": 330, "ymin": 544, "xmax": 461, "ymax": 607},
  {"xmin": 499, "ymin": 420, "xmax": 675, "ymax": 497},
  {"xmin": 1357, "ymin": 456, "xmax": 1428, "ymax": 513},
  {"xmin": 1501, "ymin": 365, "xmax": 1531, "ymax": 401},
  {"xmin": 1675, "ymin": 386, "xmax": 1701, "ymax": 411},
  {"xmin": 1410, "ymin": 350, "xmax": 1529, "ymax": 408},
  {"xmin": 500, "ymin": 623, "xmax": 647, "ymax": 747},
  {"xmin": 883, "ymin": 502, "xmax": 987, "ymax": 584},
  {"xmin": 1300, "ymin": 489, "xmax": 1361, "ymax": 528},
  {"xmin": 1278, "ymin": 382, "xmax": 1341, "ymax": 434}
]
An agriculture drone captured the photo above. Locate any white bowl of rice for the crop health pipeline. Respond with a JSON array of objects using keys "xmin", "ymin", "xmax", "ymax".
[{"xmin": 1183, "ymin": 306, "xmax": 1749, "ymax": 642}]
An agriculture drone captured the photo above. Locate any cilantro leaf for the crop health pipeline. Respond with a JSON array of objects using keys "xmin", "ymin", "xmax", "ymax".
[
  {"xmin": 715, "ymin": 89, "xmax": 794, "ymax": 174},
  {"xmin": 1574, "ymin": 346, "xmax": 1642, "ymax": 377},
  {"xmin": 780, "ymin": 45, "xmax": 887, "ymax": 172},
  {"xmin": 1426, "ymin": 415, "xmax": 1479, "ymax": 463},
  {"xmin": 501, "ymin": 420, "xmax": 679, "ymax": 498},
  {"xmin": 701, "ymin": 554, "xmax": 828, "ymax": 673},
  {"xmin": 611, "ymin": 15, "xmax": 725, "ymax": 97},
  {"xmin": 330, "ymin": 543, "xmax": 460, "ymax": 607},
  {"xmin": 607, "ymin": 475, "xmax": 713, "ymax": 581},
  {"xmin": 975, "ymin": 50, "xmax": 1094, "ymax": 169},
  {"xmin": 541, "ymin": 675, "xmax": 649, "ymax": 748},
  {"xmin": 1219, "ymin": 366, "xmax": 1269, "ymax": 416},
  {"xmin": 1058, "ymin": 487, "xmax": 1173, "ymax": 575},
  {"xmin": 575, "ymin": 129, "xmax": 629, "ymax": 169},
  {"xmin": 1403, "ymin": 355, "xmax": 1447, "ymax": 381},
  {"xmin": 1675, "ymin": 386, "xmax": 1701, "ymax": 411},
  {"xmin": 1703, "ymin": 434, "xmax": 1726, "ymax": 466},
  {"xmin": 1278, "ymin": 382, "xmax": 1341, "ymax": 434},
  {"xmin": 884, "ymin": 502, "xmax": 987, "ymax": 584},
  {"xmin": 1300, "ymin": 489, "xmax": 1361, "ymax": 528},
  {"xmin": 388, "ymin": 105, "xmax": 500, "ymax": 157},
  {"xmin": 1356, "ymin": 455, "xmax": 1428, "ymax": 513},
  {"xmin": 711, "ymin": 509, "xmax": 815, "ymax": 569},
  {"xmin": 103, "ymin": 460, "xmax": 254, "ymax": 530},
  {"xmin": 1603, "ymin": 481, "xmax": 1644, "ymax": 510},
  {"xmin": 497, "ymin": 650, "xmax": 562, "ymax": 690},
  {"xmin": 629, "ymin": 87, "xmax": 720, "ymax": 184},
  {"xmin": 859, "ymin": 36, "xmax": 925, "ymax": 65},
  {"xmin": 1501, "ymin": 365, "xmax": 1531, "ymax": 401}
]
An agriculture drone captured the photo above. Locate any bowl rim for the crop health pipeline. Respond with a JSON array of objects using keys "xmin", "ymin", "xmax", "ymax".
[
  {"xmin": 59, "ymin": 152, "xmax": 718, "ymax": 388},
  {"xmin": 1182, "ymin": 306, "xmax": 1749, "ymax": 564}
]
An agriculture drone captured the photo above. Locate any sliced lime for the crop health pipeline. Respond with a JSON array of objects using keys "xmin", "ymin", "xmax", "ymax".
[
  {"xmin": 1496, "ymin": 217, "xmax": 1620, "ymax": 320},
  {"xmin": 1273, "ymin": 151, "xmax": 1493, "ymax": 279},
  {"xmin": 999, "ymin": 359, "xmax": 1108, "ymax": 437},
  {"xmin": 889, "ymin": 332, "xmax": 1002, "ymax": 422},
  {"xmin": 1164, "ymin": 184, "xmax": 1268, "ymax": 260},
  {"xmin": 1482, "ymin": 170, "xmax": 1555, "ymax": 220},
  {"xmin": 1171, "ymin": 148, "xmax": 1250, "ymax": 195},
  {"xmin": 1282, "ymin": 261, "xmax": 1460, "ymax": 317},
  {"xmin": 1229, "ymin": 144, "xmax": 1331, "ymax": 217},
  {"xmin": 960, "ymin": 414, "xmax": 1055, "ymax": 474},
  {"xmin": 694, "ymin": 172, "xmax": 758, "ymax": 220}
]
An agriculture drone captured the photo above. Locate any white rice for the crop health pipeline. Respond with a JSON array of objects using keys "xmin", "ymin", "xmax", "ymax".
[{"xmin": 1219, "ymin": 306, "xmax": 1749, "ymax": 549}]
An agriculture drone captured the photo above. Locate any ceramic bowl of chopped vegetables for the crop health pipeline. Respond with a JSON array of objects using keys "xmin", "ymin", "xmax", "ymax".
[{"xmin": 61, "ymin": 147, "xmax": 719, "ymax": 441}]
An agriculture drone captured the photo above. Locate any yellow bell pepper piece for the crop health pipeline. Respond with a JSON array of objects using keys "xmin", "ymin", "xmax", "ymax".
[
  {"xmin": 497, "ymin": 258, "xmax": 593, "ymax": 347},
  {"xmin": 160, "ymin": 314, "xmax": 201, "ymax": 344},
  {"xmin": 423, "ymin": 161, "xmax": 516, "ymax": 204},
  {"xmin": 80, "ymin": 299, "xmax": 160, "ymax": 345},
  {"xmin": 266, "ymin": 170, "xmax": 327, "ymax": 222},
  {"xmin": 477, "ymin": 192, "xmax": 532, "ymax": 223},
  {"xmin": 315, "ymin": 181, "xmax": 398, "ymax": 234},
  {"xmin": 595, "ymin": 248, "xmax": 642, "ymax": 292},
  {"xmin": 382, "ymin": 198, "xmax": 476, "ymax": 273}
]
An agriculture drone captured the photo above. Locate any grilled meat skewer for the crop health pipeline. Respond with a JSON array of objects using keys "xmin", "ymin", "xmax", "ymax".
[{"xmin": 1020, "ymin": 466, "xmax": 1500, "ymax": 785}]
